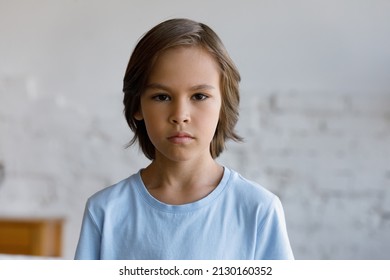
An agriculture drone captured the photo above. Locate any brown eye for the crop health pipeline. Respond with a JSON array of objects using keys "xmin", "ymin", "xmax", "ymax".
[
  {"xmin": 153, "ymin": 94, "xmax": 170, "ymax": 101},
  {"xmin": 192, "ymin": 93, "xmax": 208, "ymax": 101}
]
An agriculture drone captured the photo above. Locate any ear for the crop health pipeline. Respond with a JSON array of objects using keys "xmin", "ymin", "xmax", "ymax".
[{"xmin": 134, "ymin": 110, "xmax": 143, "ymax": 121}]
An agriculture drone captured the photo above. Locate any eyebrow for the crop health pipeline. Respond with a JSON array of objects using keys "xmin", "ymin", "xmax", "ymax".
[{"xmin": 146, "ymin": 83, "xmax": 216, "ymax": 91}]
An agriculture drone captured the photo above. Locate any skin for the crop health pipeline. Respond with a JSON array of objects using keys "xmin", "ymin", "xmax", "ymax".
[{"xmin": 134, "ymin": 46, "xmax": 224, "ymax": 205}]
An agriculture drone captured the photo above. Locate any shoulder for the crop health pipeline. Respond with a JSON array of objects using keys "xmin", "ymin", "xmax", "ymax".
[
  {"xmin": 85, "ymin": 172, "xmax": 140, "ymax": 214},
  {"xmin": 226, "ymin": 168, "xmax": 278, "ymax": 206},
  {"xmin": 222, "ymin": 168, "xmax": 286, "ymax": 221}
]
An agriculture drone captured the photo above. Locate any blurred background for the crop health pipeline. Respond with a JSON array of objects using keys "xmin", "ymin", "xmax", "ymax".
[{"xmin": 0, "ymin": 0, "xmax": 389, "ymax": 259}]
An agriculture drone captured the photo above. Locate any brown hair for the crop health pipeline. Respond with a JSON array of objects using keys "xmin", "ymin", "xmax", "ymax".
[{"xmin": 123, "ymin": 18, "xmax": 242, "ymax": 160}]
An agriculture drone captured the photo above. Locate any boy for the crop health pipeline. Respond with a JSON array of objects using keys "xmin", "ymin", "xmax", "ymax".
[{"xmin": 75, "ymin": 18, "xmax": 294, "ymax": 260}]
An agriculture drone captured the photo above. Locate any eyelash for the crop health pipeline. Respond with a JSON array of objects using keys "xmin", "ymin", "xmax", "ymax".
[
  {"xmin": 151, "ymin": 93, "xmax": 208, "ymax": 101},
  {"xmin": 192, "ymin": 93, "xmax": 208, "ymax": 101},
  {"xmin": 152, "ymin": 94, "xmax": 170, "ymax": 101}
]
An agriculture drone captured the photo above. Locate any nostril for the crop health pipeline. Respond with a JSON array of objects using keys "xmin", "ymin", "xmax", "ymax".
[{"xmin": 170, "ymin": 116, "xmax": 190, "ymax": 124}]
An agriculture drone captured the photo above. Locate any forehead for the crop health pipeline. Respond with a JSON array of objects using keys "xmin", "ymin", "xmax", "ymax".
[{"xmin": 147, "ymin": 46, "xmax": 221, "ymax": 85}]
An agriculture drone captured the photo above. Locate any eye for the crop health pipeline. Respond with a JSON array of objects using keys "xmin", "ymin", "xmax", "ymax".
[
  {"xmin": 152, "ymin": 94, "xmax": 170, "ymax": 101},
  {"xmin": 192, "ymin": 93, "xmax": 208, "ymax": 101}
]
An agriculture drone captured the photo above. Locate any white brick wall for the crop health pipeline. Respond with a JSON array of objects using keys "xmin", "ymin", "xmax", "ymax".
[
  {"xmin": 0, "ymin": 77, "xmax": 149, "ymax": 258},
  {"xmin": 221, "ymin": 90, "xmax": 390, "ymax": 259}
]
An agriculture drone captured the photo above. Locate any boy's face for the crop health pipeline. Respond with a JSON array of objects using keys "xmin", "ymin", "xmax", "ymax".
[{"xmin": 135, "ymin": 46, "xmax": 222, "ymax": 163}]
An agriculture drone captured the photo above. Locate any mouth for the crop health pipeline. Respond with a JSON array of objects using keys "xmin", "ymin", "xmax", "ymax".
[{"xmin": 167, "ymin": 132, "xmax": 194, "ymax": 144}]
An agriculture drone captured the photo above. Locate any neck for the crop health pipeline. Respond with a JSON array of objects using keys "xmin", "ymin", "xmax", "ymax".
[
  {"xmin": 140, "ymin": 154, "xmax": 223, "ymax": 204},
  {"xmin": 145, "ymin": 155, "xmax": 221, "ymax": 189}
]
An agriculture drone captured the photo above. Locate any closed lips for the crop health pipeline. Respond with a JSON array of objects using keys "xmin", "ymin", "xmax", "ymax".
[{"xmin": 167, "ymin": 133, "xmax": 194, "ymax": 143}]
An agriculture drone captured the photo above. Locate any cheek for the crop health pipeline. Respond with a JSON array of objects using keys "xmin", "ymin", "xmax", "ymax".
[
  {"xmin": 142, "ymin": 111, "xmax": 166, "ymax": 140},
  {"xmin": 211, "ymin": 100, "xmax": 222, "ymax": 123},
  {"xmin": 200, "ymin": 106, "xmax": 221, "ymax": 133},
  {"xmin": 143, "ymin": 123, "xmax": 161, "ymax": 149},
  {"xmin": 143, "ymin": 116, "xmax": 160, "ymax": 135},
  {"xmin": 139, "ymin": 102, "xmax": 160, "ymax": 125}
]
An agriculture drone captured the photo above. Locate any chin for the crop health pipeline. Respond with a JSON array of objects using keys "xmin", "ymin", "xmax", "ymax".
[
  {"xmin": 158, "ymin": 150, "xmax": 205, "ymax": 164},
  {"xmin": 167, "ymin": 154, "xmax": 194, "ymax": 163}
]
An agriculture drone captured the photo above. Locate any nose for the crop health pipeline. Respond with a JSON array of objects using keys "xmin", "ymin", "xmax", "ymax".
[{"xmin": 169, "ymin": 99, "xmax": 190, "ymax": 124}]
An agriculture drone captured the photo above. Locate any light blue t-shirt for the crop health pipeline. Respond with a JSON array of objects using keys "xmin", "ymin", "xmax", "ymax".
[{"xmin": 74, "ymin": 167, "xmax": 294, "ymax": 260}]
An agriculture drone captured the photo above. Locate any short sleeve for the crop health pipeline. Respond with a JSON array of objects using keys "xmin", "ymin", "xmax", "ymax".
[
  {"xmin": 255, "ymin": 196, "xmax": 294, "ymax": 260},
  {"xmin": 74, "ymin": 200, "xmax": 102, "ymax": 260}
]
